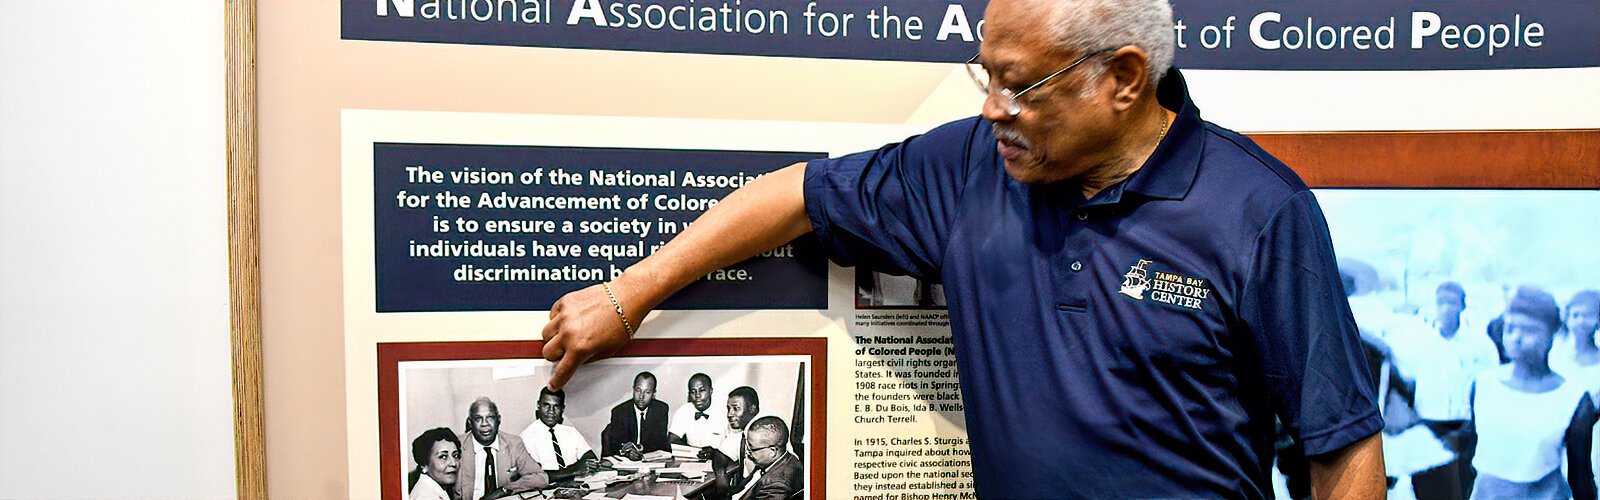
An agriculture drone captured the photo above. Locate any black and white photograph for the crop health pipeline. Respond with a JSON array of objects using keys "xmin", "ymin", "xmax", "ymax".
[
  {"xmin": 856, "ymin": 269, "xmax": 947, "ymax": 310},
  {"xmin": 388, "ymin": 342, "xmax": 818, "ymax": 500},
  {"xmin": 1271, "ymin": 189, "xmax": 1600, "ymax": 500}
]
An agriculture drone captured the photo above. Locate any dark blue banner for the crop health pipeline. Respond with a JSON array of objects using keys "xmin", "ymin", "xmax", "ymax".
[
  {"xmin": 373, "ymin": 143, "xmax": 828, "ymax": 312},
  {"xmin": 342, "ymin": 0, "xmax": 1598, "ymax": 70}
]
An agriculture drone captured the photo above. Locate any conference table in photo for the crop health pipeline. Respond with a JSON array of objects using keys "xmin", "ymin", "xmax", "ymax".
[{"xmin": 517, "ymin": 448, "xmax": 718, "ymax": 500}]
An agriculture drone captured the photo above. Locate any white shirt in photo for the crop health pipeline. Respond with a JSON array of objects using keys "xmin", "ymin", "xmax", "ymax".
[
  {"xmin": 519, "ymin": 422, "xmax": 593, "ymax": 470},
  {"xmin": 409, "ymin": 472, "xmax": 451, "ymax": 500},
  {"xmin": 470, "ymin": 437, "xmax": 501, "ymax": 500},
  {"xmin": 669, "ymin": 401, "xmax": 729, "ymax": 448},
  {"xmin": 1410, "ymin": 317, "xmax": 1500, "ymax": 421}
]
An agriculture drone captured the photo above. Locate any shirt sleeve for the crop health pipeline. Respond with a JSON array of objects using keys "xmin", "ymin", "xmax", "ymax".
[
  {"xmin": 1237, "ymin": 190, "xmax": 1382, "ymax": 456},
  {"xmin": 668, "ymin": 407, "xmax": 687, "ymax": 437},
  {"xmin": 803, "ymin": 117, "xmax": 984, "ymax": 281},
  {"xmin": 568, "ymin": 427, "xmax": 595, "ymax": 460}
]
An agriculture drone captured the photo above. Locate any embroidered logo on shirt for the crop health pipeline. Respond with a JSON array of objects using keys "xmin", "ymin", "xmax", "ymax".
[
  {"xmin": 1119, "ymin": 259, "xmax": 1154, "ymax": 299},
  {"xmin": 1118, "ymin": 259, "xmax": 1211, "ymax": 311}
]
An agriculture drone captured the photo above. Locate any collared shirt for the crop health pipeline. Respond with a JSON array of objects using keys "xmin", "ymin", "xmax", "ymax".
[
  {"xmin": 1410, "ymin": 317, "xmax": 1499, "ymax": 421},
  {"xmin": 804, "ymin": 68, "xmax": 1380, "ymax": 498},
  {"xmin": 409, "ymin": 472, "xmax": 451, "ymax": 500},
  {"xmin": 717, "ymin": 428, "xmax": 746, "ymax": 466},
  {"xmin": 669, "ymin": 401, "xmax": 730, "ymax": 448},
  {"xmin": 469, "ymin": 436, "xmax": 501, "ymax": 500},
  {"xmin": 518, "ymin": 422, "xmax": 593, "ymax": 470}
]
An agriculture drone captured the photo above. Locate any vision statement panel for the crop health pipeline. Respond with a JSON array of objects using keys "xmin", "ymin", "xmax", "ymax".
[{"xmin": 374, "ymin": 143, "xmax": 827, "ymax": 312}]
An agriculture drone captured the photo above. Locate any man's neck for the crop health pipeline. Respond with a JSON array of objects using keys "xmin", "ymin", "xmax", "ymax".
[
  {"xmin": 1438, "ymin": 317, "xmax": 1460, "ymax": 339},
  {"xmin": 1078, "ymin": 104, "xmax": 1173, "ymax": 200}
]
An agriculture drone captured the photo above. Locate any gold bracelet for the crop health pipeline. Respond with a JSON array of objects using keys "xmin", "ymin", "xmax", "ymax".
[{"xmin": 601, "ymin": 281, "xmax": 635, "ymax": 338}]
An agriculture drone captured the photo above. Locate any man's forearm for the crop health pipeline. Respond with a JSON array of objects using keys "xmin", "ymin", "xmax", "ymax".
[
  {"xmin": 540, "ymin": 161, "xmax": 813, "ymax": 388},
  {"xmin": 613, "ymin": 162, "xmax": 811, "ymax": 310},
  {"xmin": 1309, "ymin": 432, "xmax": 1385, "ymax": 499}
]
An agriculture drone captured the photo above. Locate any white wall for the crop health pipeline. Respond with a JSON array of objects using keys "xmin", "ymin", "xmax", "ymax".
[{"xmin": 0, "ymin": 1, "xmax": 235, "ymax": 498}]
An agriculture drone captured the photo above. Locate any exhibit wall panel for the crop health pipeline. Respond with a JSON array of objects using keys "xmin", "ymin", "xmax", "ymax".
[
  {"xmin": 259, "ymin": 1, "xmax": 1600, "ymax": 498},
  {"xmin": 0, "ymin": 0, "xmax": 235, "ymax": 498}
]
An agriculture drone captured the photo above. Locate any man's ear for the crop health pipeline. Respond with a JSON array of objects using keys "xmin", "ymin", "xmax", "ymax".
[{"xmin": 1105, "ymin": 45, "xmax": 1152, "ymax": 111}]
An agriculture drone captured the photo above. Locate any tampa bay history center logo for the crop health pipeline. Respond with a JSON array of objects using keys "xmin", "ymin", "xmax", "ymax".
[{"xmin": 1118, "ymin": 259, "xmax": 1211, "ymax": 311}]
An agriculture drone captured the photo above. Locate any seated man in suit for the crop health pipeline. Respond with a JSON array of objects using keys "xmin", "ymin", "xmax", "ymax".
[
  {"xmin": 518, "ymin": 386, "xmax": 600, "ymax": 484},
  {"xmin": 603, "ymin": 371, "xmax": 670, "ymax": 459},
  {"xmin": 456, "ymin": 397, "xmax": 548, "ymax": 500},
  {"xmin": 710, "ymin": 416, "xmax": 802, "ymax": 500}
]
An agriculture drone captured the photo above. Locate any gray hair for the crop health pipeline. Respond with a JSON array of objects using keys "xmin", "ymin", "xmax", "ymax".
[{"xmin": 1048, "ymin": 0, "xmax": 1174, "ymax": 89}]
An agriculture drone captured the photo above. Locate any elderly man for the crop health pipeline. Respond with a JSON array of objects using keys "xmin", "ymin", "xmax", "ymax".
[
  {"xmin": 727, "ymin": 416, "xmax": 803, "ymax": 500},
  {"xmin": 517, "ymin": 387, "xmax": 599, "ymax": 484},
  {"xmin": 540, "ymin": 0, "xmax": 1384, "ymax": 496},
  {"xmin": 670, "ymin": 373, "xmax": 729, "ymax": 448},
  {"xmin": 603, "ymin": 371, "xmax": 670, "ymax": 458},
  {"xmin": 456, "ymin": 397, "xmax": 548, "ymax": 500}
]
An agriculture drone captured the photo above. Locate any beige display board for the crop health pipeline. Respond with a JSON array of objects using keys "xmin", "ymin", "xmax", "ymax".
[
  {"xmin": 252, "ymin": 2, "xmax": 985, "ymax": 498},
  {"xmin": 241, "ymin": 2, "xmax": 1600, "ymax": 499}
]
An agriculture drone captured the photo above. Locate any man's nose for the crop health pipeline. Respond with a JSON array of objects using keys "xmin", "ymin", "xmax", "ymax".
[{"xmin": 980, "ymin": 92, "xmax": 1015, "ymax": 123}]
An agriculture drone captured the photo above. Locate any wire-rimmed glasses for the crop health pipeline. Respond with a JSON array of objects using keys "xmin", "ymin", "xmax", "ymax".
[{"xmin": 965, "ymin": 48, "xmax": 1112, "ymax": 116}]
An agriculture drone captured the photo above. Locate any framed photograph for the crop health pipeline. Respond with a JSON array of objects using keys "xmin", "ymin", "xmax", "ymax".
[{"xmin": 379, "ymin": 338, "xmax": 827, "ymax": 500}]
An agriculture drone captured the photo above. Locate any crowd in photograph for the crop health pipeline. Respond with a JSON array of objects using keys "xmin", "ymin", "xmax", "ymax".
[{"xmin": 1278, "ymin": 260, "xmax": 1600, "ymax": 500}]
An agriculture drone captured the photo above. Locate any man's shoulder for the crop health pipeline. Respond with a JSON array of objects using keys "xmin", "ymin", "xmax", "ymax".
[
  {"xmin": 500, "ymin": 431, "xmax": 530, "ymax": 448},
  {"xmin": 769, "ymin": 453, "xmax": 802, "ymax": 478},
  {"xmin": 1195, "ymin": 120, "xmax": 1309, "ymax": 198},
  {"xmin": 1186, "ymin": 120, "xmax": 1320, "ymax": 228}
]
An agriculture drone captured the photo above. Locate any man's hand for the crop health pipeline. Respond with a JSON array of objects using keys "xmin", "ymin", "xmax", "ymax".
[
  {"xmin": 539, "ymin": 163, "xmax": 811, "ymax": 389},
  {"xmin": 541, "ymin": 280, "xmax": 644, "ymax": 389},
  {"xmin": 618, "ymin": 442, "xmax": 645, "ymax": 461}
]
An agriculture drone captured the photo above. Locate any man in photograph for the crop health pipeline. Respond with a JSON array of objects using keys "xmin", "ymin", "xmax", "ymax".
[
  {"xmin": 541, "ymin": 0, "xmax": 1384, "ymax": 496},
  {"xmin": 518, "ymin": 387, "xmax": 599, "ymax": 484},
  {"xmin": 456, "ymin": 397, "xmax": 548, "ymax": 500},
  {"xmin": 728, "ymin": 416, "xmax": 802, "ymax": 500},
  {"xmin": 708, "ymin": 386, "xmax": 759, "ymax": 468},
  {"xmin": 670, "ymin": 373, "xmax": 729, "ymax": 448},
  {"xmin": 1403, "ymin": 282, "xmax": 1498, "ymax": 498},
  {"xmin": 603, "ymin": 371, "xmax": 670, "ymax": 458}
]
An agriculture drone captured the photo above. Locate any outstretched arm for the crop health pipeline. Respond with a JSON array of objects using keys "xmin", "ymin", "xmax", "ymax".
[
  {"xmin": 1308, "ymin": 432, "xmax": 1385, "ymax": 499},
  {"xmin": 541, "ymin": 162, "xmax": 811, "ymax": 388}
]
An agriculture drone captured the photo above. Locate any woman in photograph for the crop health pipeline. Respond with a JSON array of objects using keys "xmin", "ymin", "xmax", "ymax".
[
  {"xmin": 409, "ymin": 427, "xmax": 462, "ymax": 500},
  {"xmin": 1470, "ymin": 288, "xmax": 1597, "ymax": 499},
  {"xmin": 1552, "ymin": 290, "xmax": 1600, "ymax": 395}
]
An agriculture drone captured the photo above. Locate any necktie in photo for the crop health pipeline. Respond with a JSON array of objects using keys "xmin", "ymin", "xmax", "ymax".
[
  {"xmin": 636, "ymin": 408, "xmax": 646, "ymax": 445},
  {"xmin": 550, "ymin": 427, "xmax": 567, "ymax": 468},
  {"xmin": 695, "ymin": 411, "xmax": 708, "ymax": 420},
  {"xmin": 483, "ymin": 446, "xmax": 498, "ymax": 496}
]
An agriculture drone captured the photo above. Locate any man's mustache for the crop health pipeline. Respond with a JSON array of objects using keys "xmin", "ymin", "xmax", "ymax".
[{"xmin": 993, "ymin": 124, "xmax": 1031, "ymax": 150}]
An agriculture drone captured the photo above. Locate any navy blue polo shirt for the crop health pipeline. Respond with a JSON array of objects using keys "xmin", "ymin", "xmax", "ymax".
[{"xmin": 804, "ymin": 69, "xmax": 1380, "ymax": 499}]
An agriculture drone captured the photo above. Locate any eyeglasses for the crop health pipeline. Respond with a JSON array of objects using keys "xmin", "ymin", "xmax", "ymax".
[
  {"xmin": 965, "ymin": 48, "xmax": 1112, "ymax": 116},
  {"xmin": 746, "ymin": 442, "xmax": 783, "ymax": 455}
]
